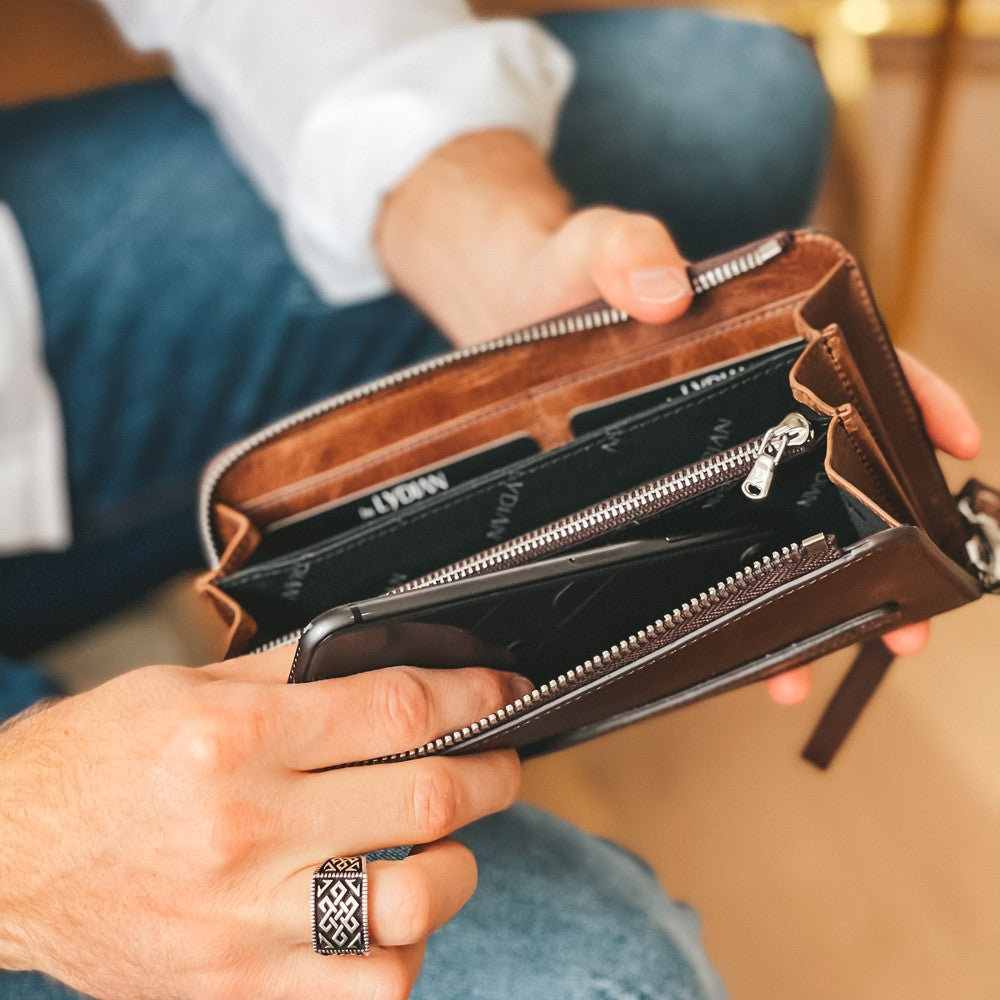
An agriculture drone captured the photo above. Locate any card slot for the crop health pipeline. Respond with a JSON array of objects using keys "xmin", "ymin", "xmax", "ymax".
[
  {"xmin": 219, "ymin": 355, "xmax": 809, "ymax": 642},
  {"xmin": 248, "ymin": 435, "xmax": 541, "ymax": 564},
  {"xmin": 570, "ymin": 340, "xmax": 803, "ymax": 436},
  {"xmin": 240, "ymin": 401, "xmax": 549, "ymax": 528}
]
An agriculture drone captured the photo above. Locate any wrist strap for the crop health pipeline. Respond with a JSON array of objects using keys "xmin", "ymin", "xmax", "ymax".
[{"xmin": 802, "ymin": 640, "xmax": 895, "ymax": 769}]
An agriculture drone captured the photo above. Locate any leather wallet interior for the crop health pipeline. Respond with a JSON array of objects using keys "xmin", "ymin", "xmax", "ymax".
[{"xmin": 198, "ymin": 232, "xmax": 985, "ymax": 664}]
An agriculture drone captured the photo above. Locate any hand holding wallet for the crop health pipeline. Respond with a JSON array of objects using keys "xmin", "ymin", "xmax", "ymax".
[{"xmin": 195, "ymin": 231, "xmax": 999, "ymax": 767}]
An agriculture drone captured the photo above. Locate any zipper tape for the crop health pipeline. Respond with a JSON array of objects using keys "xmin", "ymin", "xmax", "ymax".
[{"xmin": 394, "ymin": 413, "xmax": 818, "ymax": 594}]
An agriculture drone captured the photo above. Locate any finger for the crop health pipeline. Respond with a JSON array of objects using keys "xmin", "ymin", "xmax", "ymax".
[
  {"xmin": 882, "ymin": 621, "xmax": 931, "ymax": 656},
  {"xmin": 275, "ymin": 840, "xmax": 476, "ymax": 949},
  {"xmin": 278, "ymin": 942, "xmax": 425, "ymax": 1000},
  {"xmin": 277, "ymin": 750, "xmax": 520, "ymax": 862},
  {"xmin": 367, "ymin": 840, "xmax": 476, "ymax": 946},
  {"xmin": 264, "ymin": 665, "xmax": 532, "ymax": 772},
  {"xmin": 546, "ymin": 207, "xmax": 692, "ymax": 325},
  {"xmin": 206, "ymin": 644, "xmax": 297, "ymax": 683},
  {"xmin": 589, "ymin": 210, "xmax": 693, "ymax": 324},
  {"xmin": 766, "ymin": 666, "xmax": 812, "ymax": 705},
  {"xmin": 898, "ymin": 350, "xmax": 981, "ymax": 460}
]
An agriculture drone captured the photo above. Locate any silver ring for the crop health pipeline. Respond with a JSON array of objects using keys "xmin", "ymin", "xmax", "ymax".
[{"xmin": 311, "ymin": 855, "xmax": 370, "ymax": 955}]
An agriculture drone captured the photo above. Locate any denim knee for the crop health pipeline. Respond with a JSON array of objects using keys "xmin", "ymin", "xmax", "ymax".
[
  {"xmin": 545, "ymin": 7, "xmax": 832, "ymax": 258},
  {"xmin": 414, "ymin": 803, "xmax": 727, "ymax": 1000},
  {"xmin": 0, "ymin": 657, "xmax": 61, "ymax": 722}
]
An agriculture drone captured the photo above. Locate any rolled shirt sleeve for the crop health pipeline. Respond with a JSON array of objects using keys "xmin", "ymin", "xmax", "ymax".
[{"xmin": 99, "ymin": 0, "xmax": 575, "ymax": 302}]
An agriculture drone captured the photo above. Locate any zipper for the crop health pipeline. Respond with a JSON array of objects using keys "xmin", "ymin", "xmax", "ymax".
[
  {"xmin": 199, "ymin": 233, "xmax": 794, "ymax": 568},
  {"xmin": 688, "ymin": 233, "xmax": 791, "ymax": 295},
  {"xmin": 362, "ymin": 532, "xmax": 840, "ymax": 765},
  {"xmin": 741, "ymin": 412, "xmax": 812, "ymax": 500},
  {"xmin": 394, "ymin": 412, "xmax": 816, "ymax": 594},
  {"xmin": 253, "ymin": 411, "xmax": 818, "ymax": 655}
]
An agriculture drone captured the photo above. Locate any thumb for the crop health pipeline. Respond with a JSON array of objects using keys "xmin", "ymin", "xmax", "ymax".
[
  {"xmin": 580, "ymin": 208, "xmax": 693, "ymax": 324},
  {"xmin": 535, "ymin": 207, "xmax": 693, "ymax": 325}
]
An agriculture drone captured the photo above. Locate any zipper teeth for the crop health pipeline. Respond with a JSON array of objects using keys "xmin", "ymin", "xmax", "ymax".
[
  {"xmin": 370, "ymin": 534, "xmax": 836, "ymax": 764},
  {"xmin": 198, "ymin": 306, "xmax": 629, "ymax": 568},
  {"xmin": 396, "ymin": 439, "xmax": 765, "ymax": 592},
  {"xmin": 689, "ymin": 235, "xmax": 788, "ymax": 295}
]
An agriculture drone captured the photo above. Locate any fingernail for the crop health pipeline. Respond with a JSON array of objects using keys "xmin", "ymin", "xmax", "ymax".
[{"xmin": 629, "ymin": 265, "xmax": 691, "ymax": 304}]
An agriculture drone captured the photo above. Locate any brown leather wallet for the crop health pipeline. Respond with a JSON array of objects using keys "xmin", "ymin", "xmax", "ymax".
[{"xmin": 196, "ymin": 231, "xmax": 999, "ymax": 768}]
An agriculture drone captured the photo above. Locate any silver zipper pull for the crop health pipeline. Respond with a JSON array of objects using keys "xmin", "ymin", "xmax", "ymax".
[{"xmin": 742, "ymin": 413, "xmax": 813, "ymax": 501}]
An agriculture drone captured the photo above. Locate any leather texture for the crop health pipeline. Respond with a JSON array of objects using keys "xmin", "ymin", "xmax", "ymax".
[
  {"xmin": 801, "ymin": 640, "xmax": 896, "ymax": 769},
  {"xmin": 196, "ymin": 230, "xmax": 996, "ymax": 763}
]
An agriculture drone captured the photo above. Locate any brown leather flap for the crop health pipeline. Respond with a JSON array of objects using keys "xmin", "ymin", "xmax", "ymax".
[
  {"xmin": 796, "ymin": 260, "xmax": 970, "ymax": 565},
  {"xmin": 439, "ymin": 525, "xmax": 980, "ymax": 758}
]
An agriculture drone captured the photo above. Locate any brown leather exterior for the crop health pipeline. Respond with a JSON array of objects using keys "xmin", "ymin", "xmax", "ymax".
[{"xmin": 436, "ymin": 526, "xmax": 979, "ymax": 758}]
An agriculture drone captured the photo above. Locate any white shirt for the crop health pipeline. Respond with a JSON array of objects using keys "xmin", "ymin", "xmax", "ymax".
[{"xmin": 0, "ymin": 0, "xmax": 573, "ymax": 554}]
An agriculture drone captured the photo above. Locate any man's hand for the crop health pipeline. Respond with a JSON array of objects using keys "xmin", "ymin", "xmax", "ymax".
[
  {"xmin": 0, "ymin": 650, "xmax": 529, "ymax": 999},
  {"xmin": 375, "ymin": 130, "xmax": 693, "ymax": 345}
]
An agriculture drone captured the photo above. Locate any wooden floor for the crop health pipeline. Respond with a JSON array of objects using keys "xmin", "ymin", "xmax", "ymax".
[{"xmin": 13, "ymin": 4, "xmax": 1000, "ymax": 998}]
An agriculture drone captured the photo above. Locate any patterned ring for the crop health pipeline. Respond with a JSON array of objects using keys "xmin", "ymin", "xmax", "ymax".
[{"xmin": 311, "ymin": 855, "xmax": 371, "ymax": 956}]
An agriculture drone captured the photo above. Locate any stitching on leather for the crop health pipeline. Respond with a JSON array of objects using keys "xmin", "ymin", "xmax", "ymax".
[
  {"xmin": 836, "ymin": 418, "xmax": 897, "ymax": 515},
  {"xmin": 574, "ymin": 608, "xmax": 904, "ymax": 735},
  {"xmin": 480, "ymin": 538, "xmax": 966, "ymax": 741},
  {"xmin": 755, "ymin": 611, "xmax": 901, "ymax": 673},
  {"xmin": 218, "ymin": 517, "xmax": 261, "ymax": 575},
  {"xmin": 814, "ymin": 335, "xmax": 902, "ymax": 516},
  {"xmin": 552, "ymin": 298, "xmax": 805, "ymax": 389},
  {"xmin": 841, "ymin": 262, "xmax": 950, "ymax": 505},
  {"xmin": 227, "ymin": 358, "xmax": 797, "ymax": 584}
]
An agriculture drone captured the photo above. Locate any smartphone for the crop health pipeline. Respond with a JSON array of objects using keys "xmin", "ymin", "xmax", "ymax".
[{"xmin": 292, "ymin": 526, "xmax": 782, "ymax": 688}]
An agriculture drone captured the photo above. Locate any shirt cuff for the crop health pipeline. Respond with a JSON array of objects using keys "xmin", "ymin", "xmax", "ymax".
[
  {"xmin": 284, "ymin": 18, "xmax": 574, "ymax": 303},
  {"xmin": 0, "ymin": 205, "xmax": 72, "ymax": 555}
]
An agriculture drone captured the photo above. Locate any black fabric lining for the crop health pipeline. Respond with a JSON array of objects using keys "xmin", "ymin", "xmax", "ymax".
[
  {"xmin": 238, "ymin": 345, "xmax": 805, "ymax": 574},
  {"xmin": 218, "ymin": 345, "xmax": 888, "ymax": 645}
]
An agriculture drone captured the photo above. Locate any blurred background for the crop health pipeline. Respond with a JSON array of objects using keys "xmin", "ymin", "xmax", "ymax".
[{"xmin": 3, "ymin": 2, "xmax": 999, "ymax": 997}]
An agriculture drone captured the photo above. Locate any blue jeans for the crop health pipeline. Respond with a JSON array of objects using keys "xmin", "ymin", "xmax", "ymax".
[
  {"xmin": 3, "ymin": 805, "xmax": 726, "ymax": 1000},
  {"xmin": 0, "ymin": 8, "xmax": 829, "ymax": 997}
]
